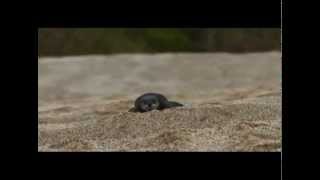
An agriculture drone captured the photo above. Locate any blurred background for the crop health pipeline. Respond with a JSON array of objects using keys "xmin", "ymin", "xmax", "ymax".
[
  {"xmin": 38, "ymin": 28, "xmax": 281, "ymax": 105},
  {"xmin": 38, "ymin": 28, "xmax": 280, "ymax": 57}
]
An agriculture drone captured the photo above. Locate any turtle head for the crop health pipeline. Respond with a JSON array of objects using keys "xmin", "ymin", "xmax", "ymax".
[{"xmin": 137, "ymin": 96, "xmax": 160, "ymax": 112}]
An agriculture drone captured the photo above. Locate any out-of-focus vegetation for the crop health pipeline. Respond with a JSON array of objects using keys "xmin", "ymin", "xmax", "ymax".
[{"xmin": 38, "ymin": 28, "xmax": 280, "ymax": 57}]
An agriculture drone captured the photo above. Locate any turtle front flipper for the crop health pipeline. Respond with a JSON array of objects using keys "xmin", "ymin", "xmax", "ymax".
[
  {"xmin": 166, "ymin": 101, "xmax": 183, "ymax": 108},
  {"xmin": 128, "ymin": 107, "xmax": 138, "ymax": 112}
]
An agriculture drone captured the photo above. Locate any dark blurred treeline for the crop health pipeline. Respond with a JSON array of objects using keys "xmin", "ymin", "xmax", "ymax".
[{"xmin": 38, "ymin": 28, "xmax": 280, "ymax": 57}]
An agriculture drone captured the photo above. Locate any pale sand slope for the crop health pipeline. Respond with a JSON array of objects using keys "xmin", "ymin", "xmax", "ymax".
[{"xmin": 38, "ymin": 52, "xmax": 281, "ymax": 151}]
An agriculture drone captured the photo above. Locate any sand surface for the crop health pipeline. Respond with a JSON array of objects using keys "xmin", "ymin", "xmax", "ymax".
[{"xmin": 38, "ymin": 52, "xmax": 281, "ymax": 151}]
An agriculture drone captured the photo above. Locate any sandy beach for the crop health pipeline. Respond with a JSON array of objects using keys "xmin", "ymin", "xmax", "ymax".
[{"xmin": 38, "ymin": 52, "xmax": 281, "ymax": 151}]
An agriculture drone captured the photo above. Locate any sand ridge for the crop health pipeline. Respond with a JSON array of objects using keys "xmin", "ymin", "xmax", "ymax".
[{"xmin": 38, "ymin": 92, "xmax": 281, "ymax": 151}]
